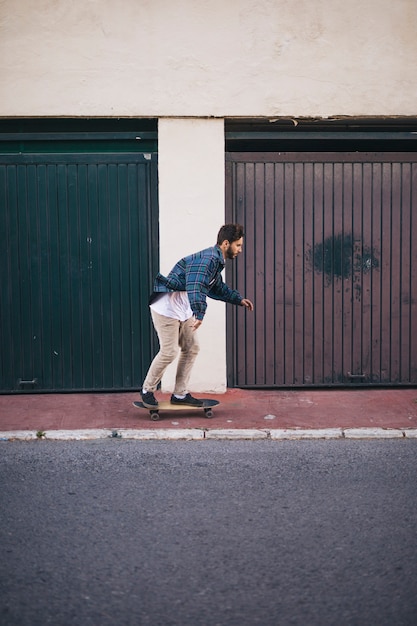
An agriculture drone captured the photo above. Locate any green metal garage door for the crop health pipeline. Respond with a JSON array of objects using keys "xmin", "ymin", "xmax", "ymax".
[{"xmin": 1, "ymin": 150, "xmax": 158, "ymax": 392}]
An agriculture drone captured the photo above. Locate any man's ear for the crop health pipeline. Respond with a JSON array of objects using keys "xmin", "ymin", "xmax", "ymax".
[{"xmin": 219, "ymin": 239, "xmax": 229, "ymax": 258}]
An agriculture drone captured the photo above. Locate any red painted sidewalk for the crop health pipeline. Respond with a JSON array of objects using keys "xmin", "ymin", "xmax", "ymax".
[{"xmin": 1, "ymin": 388, "xmax": 416, "ymax": 432}]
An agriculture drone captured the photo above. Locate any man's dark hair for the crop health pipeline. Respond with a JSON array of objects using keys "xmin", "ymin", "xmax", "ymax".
[{"xmin": 216, "ymin": 223, "xmax": 244, "ymax": 246}]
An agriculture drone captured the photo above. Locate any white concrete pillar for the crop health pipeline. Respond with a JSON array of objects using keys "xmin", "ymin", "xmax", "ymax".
[{"xmin": 157, "ymin": 118, "xmax": 227, "ymax": 393}]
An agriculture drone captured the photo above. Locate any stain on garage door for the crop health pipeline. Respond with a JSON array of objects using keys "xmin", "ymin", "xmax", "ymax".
[{"xmin": 226, "ymin": 152, "xmax": 417, "ymax": 387}]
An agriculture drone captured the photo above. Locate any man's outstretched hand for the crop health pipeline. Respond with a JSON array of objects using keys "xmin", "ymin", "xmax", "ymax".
[{"xmin": 241, "ymin": 299, "xmax": 254, "ymax": 311}]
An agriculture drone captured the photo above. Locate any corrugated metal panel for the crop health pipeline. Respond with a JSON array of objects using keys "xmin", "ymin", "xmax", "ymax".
[
  {"xmin": 226, "ymin": 152, "xmax": 417, "ymax": 387},
  {"xmin": 1, "ymin": 153, "xmax": 158, "ymax": 392}
]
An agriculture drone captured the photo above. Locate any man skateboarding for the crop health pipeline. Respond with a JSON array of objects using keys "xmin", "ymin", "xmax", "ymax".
[{"xmin": 140, "ymin": 223, "xmax": 254, "ymax": 409}]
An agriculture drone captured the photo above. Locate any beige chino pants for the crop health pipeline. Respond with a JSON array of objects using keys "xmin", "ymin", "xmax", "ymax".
[{"xmin": 142, "ymin": 309, "xmax": 200, "ymax": 396}]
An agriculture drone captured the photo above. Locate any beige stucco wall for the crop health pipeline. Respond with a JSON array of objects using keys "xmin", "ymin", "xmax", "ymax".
[
  {"xmin": 1, "ymin": 1, "xmax": 415, "ymax": 393},
  {"xmin": 1, "ymin": 0, "xmax": 416, "ymax": 118},
  {"xmin": 158, "ymin": 118, "xmax": 228, "ymax": 393}
]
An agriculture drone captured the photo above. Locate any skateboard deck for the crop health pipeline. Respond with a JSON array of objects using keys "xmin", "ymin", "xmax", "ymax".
[{"xmin": 133, "ymin": 399, "xmax": 219, "ymax": 421}]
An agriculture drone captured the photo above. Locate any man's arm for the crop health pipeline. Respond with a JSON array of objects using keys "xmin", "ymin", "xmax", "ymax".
[
  {"xmin": 207, "ymin": 273, "xmax": 244, "ymax": 306},
  {"xmin": 185, "ymin": 253, "xmax": 220, "ymax": 321},
  {"xmin": 184, "ymin": 249, "xmax": 254, "ymax": 326}
]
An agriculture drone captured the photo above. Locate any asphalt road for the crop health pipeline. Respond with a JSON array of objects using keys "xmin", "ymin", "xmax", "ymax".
[{"xmin": 1, "ymin": 439, "xmax": 417, "ymax": 626}]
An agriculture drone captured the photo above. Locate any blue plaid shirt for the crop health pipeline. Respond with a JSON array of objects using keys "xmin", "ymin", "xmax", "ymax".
[{"xmin": 150, "ymin": 245, "xmax": 243, "ymax": 321}]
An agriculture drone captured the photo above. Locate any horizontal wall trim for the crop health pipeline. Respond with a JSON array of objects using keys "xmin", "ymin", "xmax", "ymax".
[
  {"xmin": 0, "ymin": 153, "xmax": 157, "ymax": 164},
  {"xmin": 226, "ymin": 152, "xmax": 417, "ymax": 163},
  {"xmin": 0, "ymin": 132, "xmax": 157, "ymax": 141},
  {"xmin": 226, "ymin": 132, "xmax": 417, "ymax": 141}
]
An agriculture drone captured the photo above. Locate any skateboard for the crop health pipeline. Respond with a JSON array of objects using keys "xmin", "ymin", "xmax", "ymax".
[{"xmin": 132, "ymin": 399, "xmax": 219, "ymax": 421}]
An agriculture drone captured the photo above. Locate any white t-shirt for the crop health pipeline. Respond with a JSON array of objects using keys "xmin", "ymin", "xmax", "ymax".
[{"xmin": 150, "ymin": 292, "xmax": 193, "ymax": 322}]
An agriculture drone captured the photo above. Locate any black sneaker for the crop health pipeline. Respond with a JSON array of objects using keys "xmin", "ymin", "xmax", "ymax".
[
  {"xmin": 170, "ymin": 393, "xmax": 203, "ymax": 407},
  {"xmin": 141, "ymin": 390, "xmax": 158, "ymax": 408}
]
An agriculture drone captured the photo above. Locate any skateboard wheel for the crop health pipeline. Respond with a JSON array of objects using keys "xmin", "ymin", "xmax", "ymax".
[
  {"xmin": 204, "ymin": 409, "xmax": 213, "ymax": 418},
  {"xmin": 150, "ymin": 411, "xmax": 160, "ymax": 421}
]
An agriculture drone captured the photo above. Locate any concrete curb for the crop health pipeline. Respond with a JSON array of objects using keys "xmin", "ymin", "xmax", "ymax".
[
  {"xmin": 205, "ymin": 429, "xmax": 268, "ymax": 440},
  {"xmin": 1, "ymin": 428, "xmax": 417, "ymax": 441},
  {"xmin": 344, "ymin": 428, "xmax": 406, "ymax": 439},
  {"xmin": 269, "ymin": 428, "xmax": 344, "ymax": 440}
]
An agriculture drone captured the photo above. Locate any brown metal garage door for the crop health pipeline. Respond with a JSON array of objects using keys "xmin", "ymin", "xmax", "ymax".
[{"xmin": 225, "ymin": 152, "xmax": 417, "ymax": 387}]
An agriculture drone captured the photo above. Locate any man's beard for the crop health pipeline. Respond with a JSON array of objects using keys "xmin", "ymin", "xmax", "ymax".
[{"xmin": 226, "ymin": 248, "xmax": 236, "ymax": 260}]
